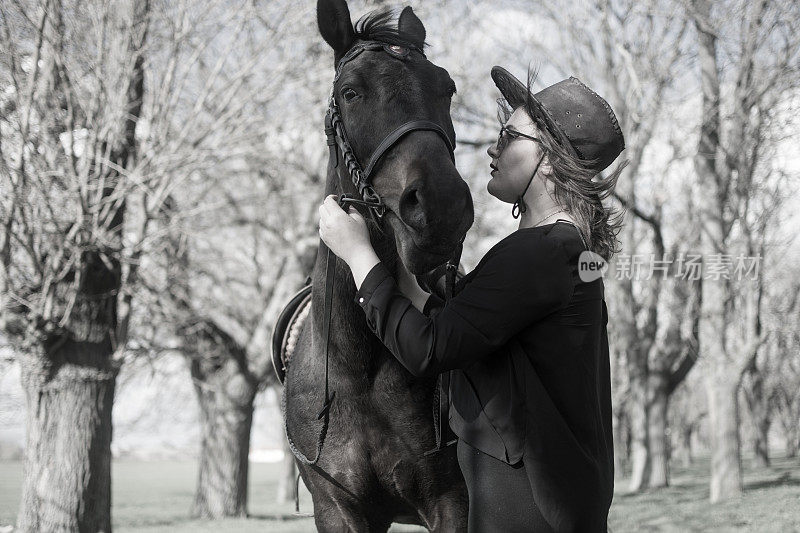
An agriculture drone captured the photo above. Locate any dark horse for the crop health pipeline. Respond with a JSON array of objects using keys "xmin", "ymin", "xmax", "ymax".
[{"xmin": 281, "ymin": 1, "xmax": 473, "ymax": 531}]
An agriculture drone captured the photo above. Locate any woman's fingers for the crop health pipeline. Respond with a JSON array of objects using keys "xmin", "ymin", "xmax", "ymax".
[
  {"xmin": 348, "ymin": 205, "xmax": 365, "ymax": 222},
  {"xmin": 319, "ymin": 197, "xmax": 368, "ymax": 238},
  {"xmin": 319, "ymin": 196, "xmax": 342, "ymax": 224},
  {"xmin": 322, "ymin": 195, "xmax": 349, "ymax": 220},
  {"xmin": 324, "ymin": 194, "xmax": 341, "ymax": 209}
]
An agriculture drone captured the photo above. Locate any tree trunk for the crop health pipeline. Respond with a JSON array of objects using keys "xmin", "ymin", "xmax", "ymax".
[
  {"xmin": 612, "ymin": 405, "xmax": 630, "ymax": 479},
  {"xmin": 777, "ymin": 379, "xmax": 799, "ymax": 459},
  {"xmin": 693, "ymin": 0, "xmax": 745, "ymax": 503},
  {"xmin": 707, "ymin": 378, "xmax": 742, "ymax": 502},
  {"xmin": 681, "ymin": 426, "xmax": 694, "ymax": 468},
  {"xmin": 647, "ymin": 372, "xmax": 670, "ymax": 488},
  {"xmin": 678, "ymin": 424, "xmax": 694, "ymax": 468},
  {"xmin": 627, "ymin": 359, "xmax": 650, "ymax": 491},
  {"xmin": 189, "ymin": 354, "xmax": 256, "ymax": 518},
  {"xmin": 16, "ymin": 344, "xmax": 117, "ymax": 533},
  {"xmin": 748, "ymin": 398, "xmax": 770, "ymax": 468},
  {"xmin": 784, "ymin": 426, "xmax": 798, "ymax": 459},
  {"xmin": 752, "ymin": 419, "xmax": 770, "ymax": 468},
  {"xmin": 277, "ymin": 435, "xmax": 298, "ymax": 504},
  {"xmin": 743, "ymin": 366, "xmax": 771, "ymax": 467}
]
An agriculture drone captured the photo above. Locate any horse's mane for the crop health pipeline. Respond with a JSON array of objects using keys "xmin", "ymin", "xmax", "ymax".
[{"xmin": 353, "ymin": 8, "xmax": 427, "ymax": 51}]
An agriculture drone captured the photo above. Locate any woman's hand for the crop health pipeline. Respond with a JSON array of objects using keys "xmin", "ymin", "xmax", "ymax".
[
  {"xmin": 318, "ymin": 195, "xmax": 372, "ymax": 264},
  {"xmin": 318, "ymin": 195, "xmax": 380, "ymax": 288}
]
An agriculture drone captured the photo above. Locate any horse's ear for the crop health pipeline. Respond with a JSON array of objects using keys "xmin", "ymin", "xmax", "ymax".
[
  {"xmin": 317, "ymin": 0, "xmax": 356, "ymax": 64},
  {"xmin": 398, "ymin": 6, "xmax": 425, "ymax": 49}
]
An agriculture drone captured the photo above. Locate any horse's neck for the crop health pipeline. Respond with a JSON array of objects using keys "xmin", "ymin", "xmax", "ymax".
[{"xmin": 309, "ymin": 163, "xmax": 397, "ymax": 361}]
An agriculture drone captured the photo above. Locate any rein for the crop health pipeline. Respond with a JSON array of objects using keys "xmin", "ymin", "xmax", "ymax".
[{"xmin": 283, "ymin": 40, "xmax": 462, "ymax": 477}]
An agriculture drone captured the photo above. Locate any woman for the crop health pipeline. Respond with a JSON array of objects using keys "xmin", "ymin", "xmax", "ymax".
[{"xmin": 318, "ymin": 66, "xmax": 626, "ymax": 533}]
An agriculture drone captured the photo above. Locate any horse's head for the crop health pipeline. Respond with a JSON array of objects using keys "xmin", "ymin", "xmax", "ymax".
[{"xmin": 318, "ymin": 0, "xmax": 474, "ymax": 274}]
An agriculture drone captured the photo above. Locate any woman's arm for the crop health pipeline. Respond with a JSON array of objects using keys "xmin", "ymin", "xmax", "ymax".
[
  {"xmin": 348, "ymin": 250, "xmax": 430, "ymax": 312},
  {"xmin": 348, "ymin": 248, "xmax": 381, "ymax": 290},
  {"xmin": 353, "ymin": 232, "xmax": 574, "ymax": 378},
  {"xmin": 319, "ymin": 195, "xmax": 573, "ymax": 376},
  {"xmin": 394, "ymin": 261, "xmax": 431, "ymax": 313}
]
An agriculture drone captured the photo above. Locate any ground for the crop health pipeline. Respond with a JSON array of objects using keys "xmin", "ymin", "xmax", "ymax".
[{"xmin": 0, "ymin": 454, "xmax": 798, "ymax": 532}]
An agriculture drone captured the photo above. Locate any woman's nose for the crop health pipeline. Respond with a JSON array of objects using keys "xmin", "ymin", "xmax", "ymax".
[{"xmin": 487, "ymin": 142, "xmax": 498, "ymax": 158}]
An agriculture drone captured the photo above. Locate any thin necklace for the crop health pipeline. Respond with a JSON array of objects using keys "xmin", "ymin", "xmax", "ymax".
[{"xmin": 529, "ymin": 207, "xmax": 563, "ymax": 228}]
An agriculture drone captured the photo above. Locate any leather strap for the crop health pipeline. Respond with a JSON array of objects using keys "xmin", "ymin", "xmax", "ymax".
[
  {"xmin": 319, "ymin": 243, "xmax": 338, "ymax": 422},
  {"xmin": 363, "ymin": 120, "xmax": 455, "ymax": 181},
  {"xmin": 281, "ymin": 200, "xmax": 344, "ymax": 468},
  {"xmin": 425, "ymin": 239, "xmax": 463, "ymax": 456}
]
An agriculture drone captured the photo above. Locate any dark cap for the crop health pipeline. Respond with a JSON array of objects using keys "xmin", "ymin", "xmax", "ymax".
[{"xmin": 491, "ymin": 66, "xmax": 625, "ymax": 173}]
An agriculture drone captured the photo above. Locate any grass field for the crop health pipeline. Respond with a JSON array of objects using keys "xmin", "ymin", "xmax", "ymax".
[{"xmin": 1, "ymin": 454, "xmax": 798, "ymax": 532}]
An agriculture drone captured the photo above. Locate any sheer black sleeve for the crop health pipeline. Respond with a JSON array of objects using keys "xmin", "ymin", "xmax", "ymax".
[{"xmin": 354, "ymin": 232, "xmax": 574, "ymax": 378}]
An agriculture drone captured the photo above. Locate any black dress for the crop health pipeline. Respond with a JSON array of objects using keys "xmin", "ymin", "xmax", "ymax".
[{"xmin": 354, "ymin": 220, "xmax": 614, "ymax": 533}]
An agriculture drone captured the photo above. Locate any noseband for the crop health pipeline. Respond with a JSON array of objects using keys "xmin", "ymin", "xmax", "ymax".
[{"xmin": 324, "ymin": 40, "xmax": 456, "ymax": 223}]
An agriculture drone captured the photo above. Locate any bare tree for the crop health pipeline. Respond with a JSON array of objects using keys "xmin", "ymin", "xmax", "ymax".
[
  {"xmin": 771, "ymin": 283, "xmax": 800, "ymax": 459},
  {"xmin": 128, "ymin": 1, "xmax": 325, "ymax": 516},
  {"xmin": 155, "ymin": 201, "xmax": 316, "ymax": 517},
  {"xmin": 690, "ymin": 0, "xmax": 800, "ymax": 502},
  {"xmin": 742, "ymin": 340, "xmax": 777, "ymax": 467},
  {"xmin": 740, "ymin": 203, "xmax": 791, "ymax": 468},
  {"xmin": 528, "ymin": 0, "xmax": 698, "ymax": 491},
  {"xmin": 775, "ymin": 349, "xmax": 800, "ymax": 459},
  {"xmin": 645, "ymin": 270, "xmax": 701, "ymax": 486},
  {"xmin": 0, "ymin": 0, "xmax": 148, "ymax": 529},
  {"xmin": 1, "ymin": 0, "xmax": 318, "ymax": 525},
  {"xmin": 670, "ymin": 382, "xmax": 706, "ymax": 468}
]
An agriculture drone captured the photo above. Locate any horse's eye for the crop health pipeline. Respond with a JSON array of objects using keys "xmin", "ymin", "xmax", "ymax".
[{"xmin": 342, "ymin": 88, "xmax": 359, "ymax": 102}]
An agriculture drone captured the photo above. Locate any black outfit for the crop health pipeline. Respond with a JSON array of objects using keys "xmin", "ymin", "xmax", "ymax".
[
  {"xmin": 457, "ymin": 437, "xmax": 554, "ymax": 533},
  {"xmin": 354, "ymin": 220, "xmax": 614, "ymax": 532}
]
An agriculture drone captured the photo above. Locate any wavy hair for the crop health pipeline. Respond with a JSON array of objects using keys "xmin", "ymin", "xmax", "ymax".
[{"xmin": 496, "ymin": 68, "xmax": 627, "ymax": 262}]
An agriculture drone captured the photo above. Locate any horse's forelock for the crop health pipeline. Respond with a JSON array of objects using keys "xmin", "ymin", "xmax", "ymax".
[{"xmin": 353, "ymin": 8, "xmax": 426, "ymax": 52}]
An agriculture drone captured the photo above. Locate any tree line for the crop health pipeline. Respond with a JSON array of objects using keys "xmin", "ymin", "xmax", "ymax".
[{"xmin": 0, "ymin": 0, "xmax": 798, "ymax": 530}]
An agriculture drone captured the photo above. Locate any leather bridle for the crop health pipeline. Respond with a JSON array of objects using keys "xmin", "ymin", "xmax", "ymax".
[
  {"xmin": 323, "ymin": 40, "xmax": 456, "ymax": 225},
  {"xmin": 283, "ymin": 40, "xmax": 462, "ymax": 474}
]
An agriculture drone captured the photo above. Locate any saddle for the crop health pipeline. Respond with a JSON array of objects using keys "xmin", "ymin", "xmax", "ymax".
[
  {"xmin": 270, "ymin": 267, "xmax": 461, "ymax": 386},
  {"xmin": 271, "ymin": 283, "xmax": 312, "ymax": 385}
]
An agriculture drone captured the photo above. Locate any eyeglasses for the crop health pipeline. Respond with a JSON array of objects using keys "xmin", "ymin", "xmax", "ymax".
[{"xmin": 496, "ymin": 125, "xmax": 543, "ymax": 155}]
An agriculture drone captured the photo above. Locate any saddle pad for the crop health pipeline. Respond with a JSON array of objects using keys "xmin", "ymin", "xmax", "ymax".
[{"xmin": 271, "ymin": 284, "xmax": 312, "ymax": 385}]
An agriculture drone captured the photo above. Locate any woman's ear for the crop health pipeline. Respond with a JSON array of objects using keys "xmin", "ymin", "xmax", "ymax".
[
  {"xmin": 317, "ymin": 0, "xmax": 356, "ymax": 65},
  {"xmin": 538, "ymin": 154, "xmax": 554, "ymax": 178}
]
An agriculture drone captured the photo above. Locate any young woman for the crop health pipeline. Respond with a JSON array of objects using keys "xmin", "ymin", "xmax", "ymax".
[{"xmin": 318, "ymin": 66, "xmax": 626, "ymax": 533}]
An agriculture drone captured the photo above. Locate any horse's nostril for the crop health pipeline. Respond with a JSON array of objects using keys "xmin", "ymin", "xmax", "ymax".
[
  {"xmin": 402, "ymin": 186, "xmax": 422, "ymax": 208},
  {"xmin": 400, "ymin": 184, "xmax": 428, "ymax": 230}
]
